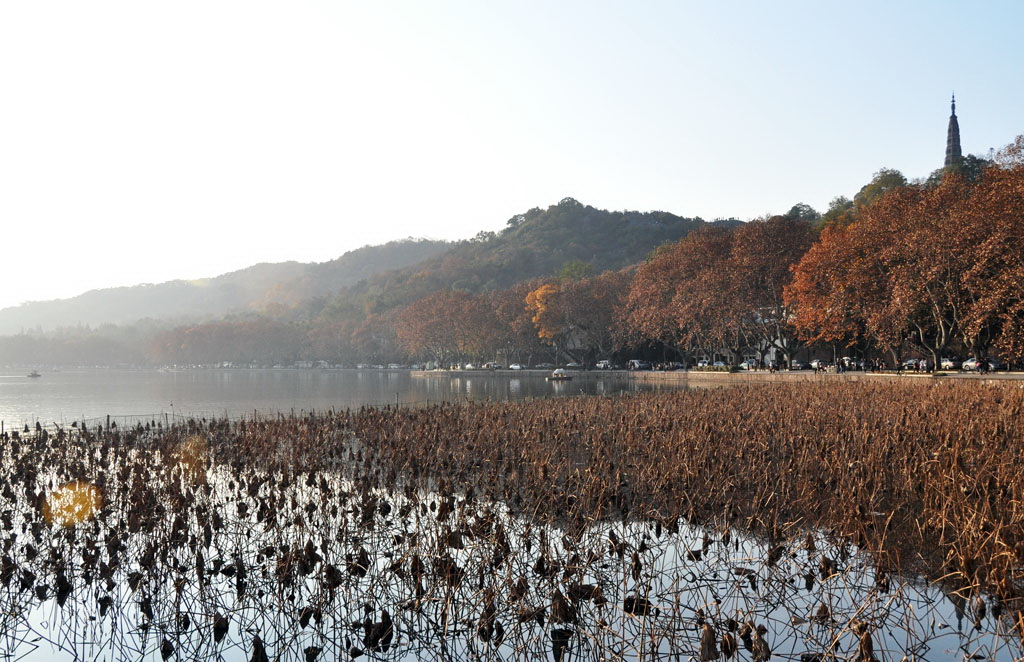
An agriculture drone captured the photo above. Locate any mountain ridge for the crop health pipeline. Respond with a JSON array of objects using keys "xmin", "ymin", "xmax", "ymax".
[
  {"xmin": 0, "ymin": 199, "xmax": 740, "ymax": 343},
  {"xmin": 0, "ymin": 239, "xmax": 451, "ymax": 335}
]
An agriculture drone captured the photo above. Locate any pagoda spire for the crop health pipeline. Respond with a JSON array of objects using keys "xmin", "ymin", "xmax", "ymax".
[{"xmin": 945, "ymin": 93, "xmax": 962, "ymax": 169}]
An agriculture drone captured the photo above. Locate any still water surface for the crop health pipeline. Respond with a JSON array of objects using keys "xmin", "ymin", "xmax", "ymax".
[{"xmin": 0, "ymin": 368, "xmax": 668, "ymax": 427}]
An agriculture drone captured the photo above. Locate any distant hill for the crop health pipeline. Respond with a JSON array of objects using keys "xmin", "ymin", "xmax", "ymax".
[
  {"xmin": 0, "ymin": 239, "xmax": 451, "ymax": 334},
  {"xmin": 0, "ymin": 198, "xmax": 740, "ymax": 351},
  {"xmin": 320, "ymin": 197, "xmax": 739, "ymax": 318}
]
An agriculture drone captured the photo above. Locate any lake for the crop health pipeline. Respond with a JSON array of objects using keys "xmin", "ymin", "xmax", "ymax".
[
  {"xmin": 2, "ymin": 376, "xmax": 1020, "ymax": 661},
  {"xmin": 0, "ymin": 368, "xmax": 669, "ymax": 428}
]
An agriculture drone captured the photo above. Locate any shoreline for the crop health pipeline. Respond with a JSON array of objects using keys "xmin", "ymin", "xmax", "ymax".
[{"xmin": 413, "ymin": 367, "xmax": 1024, "ymax": 384}]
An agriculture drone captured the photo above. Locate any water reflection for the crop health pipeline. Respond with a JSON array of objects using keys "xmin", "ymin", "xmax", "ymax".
[
  {"xmin": 0, "ymin": 421, "xmax": 1018, "ymax": 662},
  {"xmin": 0, "ymin": 368, "xmax": 670, "ymax": 428}
]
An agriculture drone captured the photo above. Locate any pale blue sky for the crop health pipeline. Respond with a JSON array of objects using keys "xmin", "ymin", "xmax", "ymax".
[{"xmin": 1, "ymin": 1, "xmax": 1021, "ymax": 311}]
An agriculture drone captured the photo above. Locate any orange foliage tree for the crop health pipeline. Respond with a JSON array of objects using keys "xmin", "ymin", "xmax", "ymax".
[
  {"xmin": 525, "ymin": 271, "xmax": 631, "ymax": 363},
  {"xmin": 729, "ymin": 215, "xmax": 816, "ymax": 365},
  {"xmin": 786, "ymin": 191, "xmax": 914, "ymax": 363},
  {"xmin": 620, "ymin": 227, "xmax": 738, "ymax": 360},
  {"xmin": 955, "ymin": 148, "xmax": 1024, "ymax": 359},
  {"xmin": 395, "ymin": 290, "xmax": 498, "ymax": 367},
  {"xmin": 490, "ymin": 280, "xmax": 547, "ymax": 366},
  {"xmin": 787, "ymin": 139, "xmax": 1024, "ymax": 366},
  {"xmin": 622, "ymin": 220, "xmax": 812, "ymax": 365}
]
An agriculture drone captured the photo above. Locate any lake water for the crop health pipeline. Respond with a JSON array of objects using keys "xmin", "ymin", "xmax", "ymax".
[
  {"xmin": 3, "ymin": 373, "xmax": 1020, "ymax": 661},
  {"xmin": 0, "ymin": 368, "xmax": 667, "ymax": 428}
]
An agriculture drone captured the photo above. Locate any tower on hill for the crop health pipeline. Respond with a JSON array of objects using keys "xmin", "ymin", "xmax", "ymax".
[{"xmin": 945, "ymin": 94, "xmax": 962, "ymax": 169}]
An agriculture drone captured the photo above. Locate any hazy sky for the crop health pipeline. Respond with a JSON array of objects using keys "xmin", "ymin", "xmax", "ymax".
[{"xmin": 1, "ymin": 1, "xmax": 1022, "ymax": 311}]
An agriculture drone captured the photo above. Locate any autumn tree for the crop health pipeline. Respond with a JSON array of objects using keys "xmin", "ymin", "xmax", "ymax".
[
  {"xmin": 618, "ymin": 243, "xmax": 690, "ymax": 351},
  {"xmin": 307, "ymin": 319, "xmax": 362, "ymax": 365},
  {"xmin": 953, "ymin": 147, "xmax": 1024, "ymax": 359},
  {"xmin": 395, "ymin": 290, "xmax": 498, "ymax": 367},
  {"xmin": 787, "ymin": 186, "xmax": 938, "ymax": 365},
  {"xmin": 557, "ymin": 269, "xmax": 632, "ymax": 360},
  {"xmin": 396, "ymin": 291, "xmax": 464, "ymax": 367},
  {"xmin": 524, "ymin": 270, "xmax": 631, "ymax": 363},
  {"xmin": 784, "ymin": 223, "xmax": 878, "ymax": 352},
  {"xmin": 788, "ymin": 140, "xmax": 1024, "ymax": 368},
  {"xmin": 730, "ymin": 215, "xmax": 816, "ymax": 366},
  {"xmin": 490, "ymin": 280, "xmax": 547, "ymax": 366},
  {"xmin": 621, "ymin": 226, "xmax": 744, "ymax": 363},
  {"xmin": 525, "ymin": 282, "xmax": 567, "ymax": 362}
]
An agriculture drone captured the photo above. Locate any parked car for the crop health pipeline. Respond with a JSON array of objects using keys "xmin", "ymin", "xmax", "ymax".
[
  {"xmin": 963, "ymin": 357, "xmax": 1001, "ymax": 372},
  {"xmin": 627, "ymin": 360, "xmax": 652, "ymax": 370},
  {"xmin": 940, "ymin": 357, "xmax": 961, "ymax": 370},
  {"xmin": 566, "ymin": 362, "xmax": 582, "ymax": 368},
  {"xmin": 483, "ymin": 362, "xmax": 503, "ymax": 369},
  {"xmin": 738, "ymin": 360, "xmax": 756, "ymax": 370},
  {"xmin": 509, "ymin": 363, "xmax": 524, "ymax": 370},
  {"xmin": 810, "ymin": 359, "xmax": 829, "ymax": 370},
  {"xmin": 535, "ymin": 362, "xmax": 554, "ymax": 369},
  {"xmin": 712, "ymin": 361, "xmax": 727, "ymax": 368},
  {"xmin": 595, "ymin": 360, "xmax": 613, "ymax": 370},
  {"xmin": 789, "ymin": 361, "xmax": 810, "ymax": 370},
  {"xmin": 696, "ymin": 359, "xmax": 710, "ymax": 368}
]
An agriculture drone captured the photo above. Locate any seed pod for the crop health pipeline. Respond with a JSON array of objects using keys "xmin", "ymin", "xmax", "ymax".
[{"xmin": 700, "ymin": 622, "xmax": 719, "ymax": 661}]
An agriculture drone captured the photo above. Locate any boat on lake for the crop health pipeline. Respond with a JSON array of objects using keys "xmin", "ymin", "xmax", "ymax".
[
  {"xmin": 546, "ymin": 368, "xmax": 572, "ymax": 381},
  {"xmin": 27, "ymin": 370, "xmax": 41, "ymax": 378}
]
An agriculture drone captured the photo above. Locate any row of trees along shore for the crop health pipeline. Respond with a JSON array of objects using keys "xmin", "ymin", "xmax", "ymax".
[
  {"xmin": 390, "ymin": 136, "xmax": 1024, "ymax": 369},
  {"xmin": 4, "ymin": 137, "xmax": 1023, "ymax": 368}
]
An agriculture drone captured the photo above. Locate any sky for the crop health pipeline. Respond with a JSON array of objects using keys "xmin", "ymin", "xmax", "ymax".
[{"xmin": 1, "ymin": 1, "xmax": 1022, "ymax": 311}]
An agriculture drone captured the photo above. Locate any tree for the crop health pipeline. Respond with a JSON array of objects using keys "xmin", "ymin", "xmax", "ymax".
[
  {"xmin": 785, "ymin": 203, "xmax": 821, "ymax": 224},
  {"xmin": 351, "ymin": 313, "xmax": 399, "ymax": 365},
  {"xmin": 525, "ymin": 283, "xmax": 562, "ymax": 345},
  {"xmin": 395, "ymin": 290, "xmax": 493, "ymax": 367},
  {"xmin": 490, "ymin": 281, "xmax": 547, "ymax": 366},
  {"xmin": 954, "ymin": 155, "xmax": 1024, "ymax": 360},
  {"xmin": 730, "ymin": 215, "xmax": 816, "ymax": 366},
  {"xmin": 558, "ymin": 270, "xmax": 632, "ymax": 360},
  {"xmin": 787, "ymin": 147, "xmax": 1024, "ymax": 368},
  {"xmin": 786, "ymin": 210, "xmax": 905, "ymax": 363},
  {"xmin": 621, "ymin": 226, "xmax": 744, "ymax": 363},
  {"xmin": 924, "ymin": 153, "xmax": 992, "ymax": 187},
  {"xmin": 558, "ymin": 260, "xmax": 594, "ymax": 281},
  {"xmin": 819, "ymin": 196, "xmax": 855, "ymax": 228},
  {"xmin": 853, "ymin": 168, "xmax": 908, "ymax": 209}
]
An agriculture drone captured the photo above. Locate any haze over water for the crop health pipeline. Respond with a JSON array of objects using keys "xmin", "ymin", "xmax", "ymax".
[{"xmin": 0, "ymin": 368, "xmax": 667, "ymax": 428}]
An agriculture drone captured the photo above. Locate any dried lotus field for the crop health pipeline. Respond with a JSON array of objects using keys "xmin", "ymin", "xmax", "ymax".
[{"xmin": 2, "ymin": 380, "xmax": 1024, "ymax": 661}]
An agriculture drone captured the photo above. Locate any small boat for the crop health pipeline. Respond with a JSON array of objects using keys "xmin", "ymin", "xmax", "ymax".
[
  {"xmin": 27, "ymin": 370, "xmax": 41, "ymax": 378},
  {"xmin": 546, "ymin": 368, "xmax": 572, "ymax": 382}
]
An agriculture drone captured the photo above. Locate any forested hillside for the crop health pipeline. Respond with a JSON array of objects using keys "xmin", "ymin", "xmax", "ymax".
[
  {"xmin": 0, "ymin": 198, "xmax": 738, "ymax": 365},
  {"xmin": 319, "ymin": 197, "xmax": 735, "ymax": 319}
]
